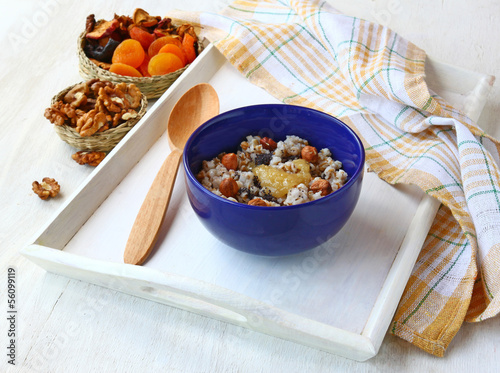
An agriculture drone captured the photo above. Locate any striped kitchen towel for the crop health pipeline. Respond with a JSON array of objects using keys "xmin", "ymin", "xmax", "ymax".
[{"xmin": 173, "ymin": 0, "xmax": 500, "ymax": 356}]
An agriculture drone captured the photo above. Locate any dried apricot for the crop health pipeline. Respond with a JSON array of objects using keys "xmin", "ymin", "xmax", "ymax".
[
  {"xmin": 158, "ymin": 44, "xmax": 186, "ymax": 65},
  {"xmin": 112, "ymin": 39, "xmax": 145, "ymax": 68},
  {"xmin": 181, "ymin": 33, "xmax": 197, "ymax": 64},
  {"xmin": 138, "ymin": 55, "xmax": 151, "ymax": 77},
  {"xmin": 148, "ymin": 53, "xmax": 184, "ymax": 76},
  {"xmin": 109, "ymin": 63, "xmax": 143, "ymax": 77},
  {"xmin": 129, "ymin": 26, "xmax": 155, "ymax": 50},
  {"xmin": 148, "ymin": 36, "xmax": 182, "ymax": 57}
]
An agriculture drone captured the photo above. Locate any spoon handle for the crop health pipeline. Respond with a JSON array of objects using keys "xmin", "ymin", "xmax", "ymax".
[{"xmin": 124, "ymin": 148, "xmax": 182, "ymax": 265}]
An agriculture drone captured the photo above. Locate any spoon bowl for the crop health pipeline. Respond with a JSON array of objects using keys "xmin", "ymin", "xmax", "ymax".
[
  {"xmin": 124, "ymin": 83, "xmax": 219, "ymax": 265},
  {"xmin": 168, "ymin": 84, "xmax": 220, "ymax": 150}
]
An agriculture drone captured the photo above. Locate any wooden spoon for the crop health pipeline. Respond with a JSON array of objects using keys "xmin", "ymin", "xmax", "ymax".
[{"xmin": 124, "ymin": 83, "xmax": 220, "ymax": 265}]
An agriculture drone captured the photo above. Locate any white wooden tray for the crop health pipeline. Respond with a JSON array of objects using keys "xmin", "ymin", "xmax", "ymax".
[{"xmin": 21, "ymin": 43, "xmax": 494, "ymax": 361}]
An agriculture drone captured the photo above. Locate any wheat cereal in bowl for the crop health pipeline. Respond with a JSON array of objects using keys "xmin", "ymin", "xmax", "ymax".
[{"xmin": 196, "ymin": 135, "xmax": 348, "ymax": 206}]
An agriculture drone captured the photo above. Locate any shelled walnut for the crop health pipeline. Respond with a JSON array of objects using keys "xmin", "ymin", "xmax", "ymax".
[
  {"xmin": 32, "ymin": 178, "xmax": 60, "ymax": 200},
  {"xmin": 63, "ymin": 83, "xmax": 89, "ymax": 107},
  {"xmin": 44, "ymin": 80, "xmax": 142, "ymax": 137},
  {"xmin": 72, "ymin": 151, "xmax": 106, "ymax": 166},
  {"xmin": 76, "ymin": 109, "xmax": 108, "ymax": 137},
  {"xmin": 44, "ymin": 101, "xmax": 78, "ymax": 126}
]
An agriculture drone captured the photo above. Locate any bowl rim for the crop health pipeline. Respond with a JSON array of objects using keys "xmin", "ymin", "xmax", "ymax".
[{"xmin": 183, "ymin": 104, "xmax": 365, "ymax": 210}]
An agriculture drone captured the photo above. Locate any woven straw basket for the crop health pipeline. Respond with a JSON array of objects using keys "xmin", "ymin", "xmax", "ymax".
[
  {"xmin": 78, "ymin": 31, "xmax": 201, "ymax": 99},
  {"xmin": 51, "ymin": 82, "xmax": 147, "ymax": 152}
]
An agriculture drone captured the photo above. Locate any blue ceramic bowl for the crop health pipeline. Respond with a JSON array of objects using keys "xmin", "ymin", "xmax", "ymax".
[{"xmin": 183, "ymin": 104, "xmax": 365, "ymax": 256}]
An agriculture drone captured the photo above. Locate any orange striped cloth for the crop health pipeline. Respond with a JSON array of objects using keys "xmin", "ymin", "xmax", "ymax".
[{"xmin": 173, "ymin": 0, "xmax": 500, "ymax": 356}]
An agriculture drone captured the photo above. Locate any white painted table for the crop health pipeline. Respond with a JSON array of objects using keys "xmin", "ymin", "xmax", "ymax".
[{"xmin": 1, "ymin": 1, "xmax": 499, "ymax": 371}]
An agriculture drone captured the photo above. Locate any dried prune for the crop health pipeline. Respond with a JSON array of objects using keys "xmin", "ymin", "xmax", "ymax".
[{"xmin": 85, "ymin": 38, "xmax": 121, "ymax": 63}]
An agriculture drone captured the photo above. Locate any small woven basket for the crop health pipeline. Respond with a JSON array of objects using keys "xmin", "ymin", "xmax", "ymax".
[
  {"xmin": 51, "ymin": 82, "xmax": 147, "ymax": 152},
  {"xmin": 78, "ymin": 31, "xmax": 201, "ymax": 99}
]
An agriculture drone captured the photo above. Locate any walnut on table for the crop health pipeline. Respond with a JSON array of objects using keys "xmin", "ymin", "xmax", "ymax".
[
  {"xmin": 32, "ymin": 178, "xmax": 60, "ymax": 200},
  {"xmin": 72, "ymin": 151, "xmax": 106, "ymax": 166}
]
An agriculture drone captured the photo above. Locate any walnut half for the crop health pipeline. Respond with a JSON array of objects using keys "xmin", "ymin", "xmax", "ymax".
[
  {"xmin": 72, "ymin": 151, "xmax": 106, "ymax": 167},
  {"xmin": 32, "ymin": 178, "xmax": 60, "ymax": 200},
  {"xmin": 76, "ymin": 109, "xmax": 108, "ymax": 137},
  {"xmin": 63, "ymin": 82, "xmax": 89, "ymax": 108},
  {"xmin": 44, "ymin": 101, "xmax": 77, "ymax": 126}
]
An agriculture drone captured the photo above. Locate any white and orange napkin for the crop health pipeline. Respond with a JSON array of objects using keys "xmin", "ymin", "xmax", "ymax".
[{"xmin": 173, "ymin": 0, "xmax": 500, "ymax": 356}]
